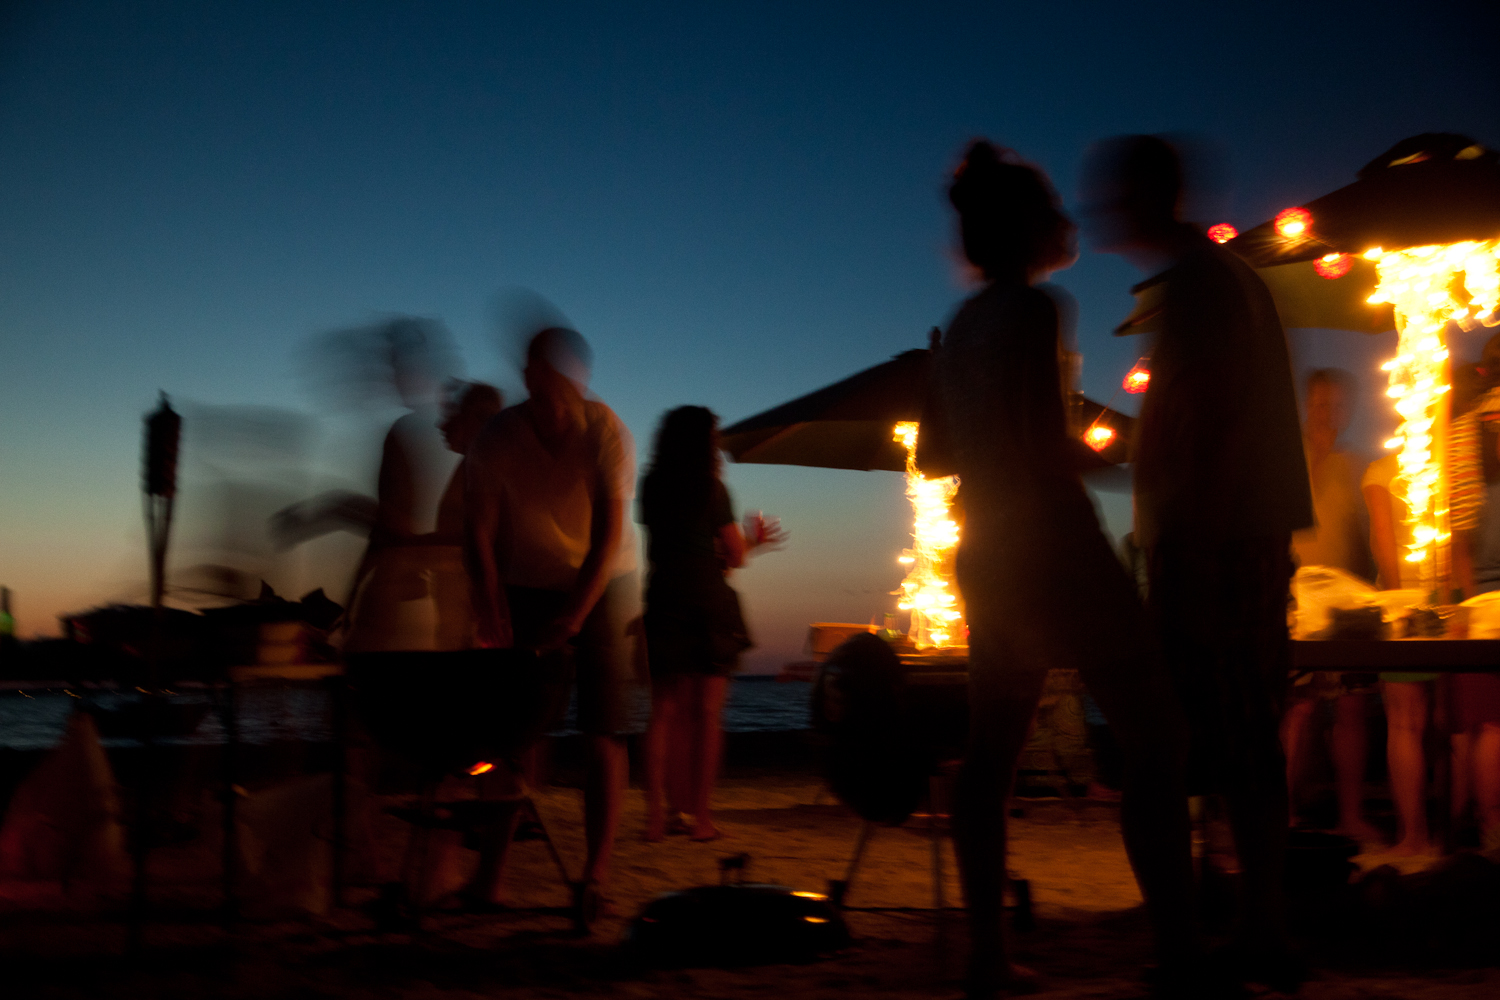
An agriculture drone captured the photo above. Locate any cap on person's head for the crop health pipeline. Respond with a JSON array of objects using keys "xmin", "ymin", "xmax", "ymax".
[
  {"xmin": 1082, "ymin": 134, "xmax": 1183, "ymax": 222},
  {"xmin": 527, "ymin": 326, "xmax": 592, "ymax": 392}
]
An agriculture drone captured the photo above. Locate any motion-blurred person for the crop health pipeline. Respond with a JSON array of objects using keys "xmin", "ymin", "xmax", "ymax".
[
  {"xmin": 639, "ymin": 406, "xmax": 784, "ymax": 843},
  {"xmin": 329, "ymin": 318, "xmax": 467, "ymax": 653},
  {"xmin": 922, "ymin": 142, "xmax": 1195, "ymax": 999},
  {"xmin": 1442, "ymin": 332, "xmax": 1500, "ymax": 852},
  {"xmin": 1363, "ymin": 450, "xmax": 1438, "ymax": 856},
  {"xmin": 1283, "ymin": 369, "xmax": 1381, "ymax": 844},
  {"xmin": 1081, "ymin": 135, "xmax": 1312, "ymax": 990},
  {"xmin": 466, "ymin": 326, "xmax": 642, "ymax": 917}
]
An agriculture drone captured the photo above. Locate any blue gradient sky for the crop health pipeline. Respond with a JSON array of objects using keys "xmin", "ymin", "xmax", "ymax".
[{"xmin": 2, "ymin": 2, "xmax": 1496, "ymax": 667}]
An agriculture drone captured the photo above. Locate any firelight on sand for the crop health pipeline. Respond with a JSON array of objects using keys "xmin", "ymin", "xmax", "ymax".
[
  {"xmin": 1369, "ymin": 239, "xmax": 1500, "ymax": 594},
  {"xmin": 892, "ymin": 422, "xmax": 964, "ymax": 649}
]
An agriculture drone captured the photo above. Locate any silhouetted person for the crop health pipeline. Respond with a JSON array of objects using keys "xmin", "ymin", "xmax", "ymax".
[
  {"xmin": 920, "ymin": 141, "xmax": 1195, "ymax": 998},
  {"xmin": 465, "ymin": 326, "xmax": 641, "ymax": 916},
  {"xmin": 1081, "ymin": 135, "xmax": 1313, "ymax": 990},
  {"xmin": 639, "ymin": 406, "xmax": 784, "ymax": 842},
  {"xmin": 1282, "ymin": 369, "xmax": 1380, "ymax": 845}
]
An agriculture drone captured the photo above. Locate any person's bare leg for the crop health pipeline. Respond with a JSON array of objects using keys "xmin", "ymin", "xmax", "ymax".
[
  {"xmin": 583, "ymin": 734, "xmax": 627, "ymax": 887},
  {"xmin": 1222, "ymin": 728, "xmax": 1291, "ymax": 959},
  {"xmin": 1331, "ymin": 693, "xmax": 1380, "ymax": 844},
  {"xmin": 465, "ymin": 766, "xmax": 523, "ymax": 905},
  {"xmin": 1280, "ymin": 697, "xmax": 1316, "ymax": 826},
  {"xmin": 1451, "ymin": 730, "xmax": 1473, "ymax": 833},
  {"xmin": 690, "ymin": 674, "xmax": 729, "ymax": 840},
  {"xmin": 1473, "ymin": 722, "xmax": 1500, "ymax": 850},
  {"xmin": 954, "ymin": 656, "xmax": 1047, "ymax": 997},
  {"xmin": 1383, "ymin": 681, "xmax": 1432, "ymax": 855},
  {"xmin": 1081, "ymin": 648, "xmax": 1197, "ymax": 972},
  {"xmin": 643, "ymin": 676, "xmax": 681, "ymax": 841}
]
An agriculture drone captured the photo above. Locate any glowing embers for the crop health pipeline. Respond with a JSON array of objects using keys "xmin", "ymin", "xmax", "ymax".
[
  {"xmin": 1207, "ymin": 223, "xmax": 1239, "ymax": 244},
  {"xmin": 892, "ymin": 421, "xmax": 964, "ymax": 649},
  {"xmin": 1369, "ymin": 239, "xmax": 1500, "ymax": 592},
  {"xmin": 1275, "ymin": 207, "xmax": 1313, "ymax": 240},
  {"xmin": 1123, "ymin": 358, "xmax": 1151, "ymax": 394},
  {"xmin": 1313, "ymin": 253, "xmax": 1353, "ymax": 279},
  {"xmin": 1085, "ymin": 424, "xmax": 1116, "ymax": 451}
]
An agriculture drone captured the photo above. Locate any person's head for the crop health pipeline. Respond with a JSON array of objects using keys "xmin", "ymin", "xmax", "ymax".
[
  {"xmin": 439, "ymin": 381, "xmax": 503, "ymax": 455},
  {"xmin": 1477, "ymin": 333, "xmax": 1500, "ymax": 391},
  {"xmin": 649, "ymin": 405, "xmax": 719, "ymax": 486},
  {"xmin": 1305, "ymin": 368, "xmax": 1355, "ymax": 439},
  {"xmin": 1078, "ymin": 134, "xmax": 1186, "ymax": 254},
  {"xmin": 948, "ymin": 141, "xmax": 1075, "ymax": 282},
  {"xmin": 523, "ymin": 326, "xmax": 592, "ymax": 409}
]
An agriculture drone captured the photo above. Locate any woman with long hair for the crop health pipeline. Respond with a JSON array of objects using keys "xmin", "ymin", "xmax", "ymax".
[
  {"xmin": 920, "ymin": 142, "xmax": 1197, "ymax": 997},
  {"xmin": 639, "ymin": 406, "xmax": 782, "ymax": 842}
]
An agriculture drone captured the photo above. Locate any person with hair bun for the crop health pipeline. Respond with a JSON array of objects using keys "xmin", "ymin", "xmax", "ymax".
[{"xmin": 919, "ymin": 141, "xmax": 1197, "ymax": 998}]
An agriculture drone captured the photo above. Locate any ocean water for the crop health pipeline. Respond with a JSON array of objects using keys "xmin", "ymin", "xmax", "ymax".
[{"xmin": 0, "ymin": 677, "xmax": 813, "ymax": 751}]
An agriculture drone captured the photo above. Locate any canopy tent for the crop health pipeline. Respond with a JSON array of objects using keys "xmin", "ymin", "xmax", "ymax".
[
  {"xmin": 1117, "ymin": 134, "xmax": 1500, "ymax": 338},
  {"xmin": 719, "ymin": 347, "xmax": 1134, "ymax": 473}
]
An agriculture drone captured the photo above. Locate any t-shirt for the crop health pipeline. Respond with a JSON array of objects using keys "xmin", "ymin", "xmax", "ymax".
[
  {"xmin": 466, "ymin": 398, "xmax": 638, "ymax": 591},
  {"xmin": 1291, "ymin": 446, "xmax": 1371, "ymax": 578},
  {"xmin": 1131, "ymin": 239, "xmax": 1313, "ymax": 549},
  {"xmin": 640, "ymin": 476, "xmax": 735, "ymax": 602},
  {"xmin": 1360, "ymin": 453, "xmax": 1421, "ymax": 591}
]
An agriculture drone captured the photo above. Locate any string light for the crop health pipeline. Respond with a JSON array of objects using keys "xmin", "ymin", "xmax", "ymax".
[
  {"xmin": 1123, "ymin": 358, "xmax": 1151, "ymax": 394},
  {"xmin": 1275, "ymin": 207, "xmax": 1313, "ymax": 239},
  {"xmin": 1085, "ymin": 424, "xmax": 1116, "ymax": 450},
  {"xmin": 892, "ymin": 422, "xmax": 964, "ymax": 649},
  {"xmin": 1367, "ymin": 238, "xmax": 1500, "ymax": 595},
  {"xmin": 1207, "ymin": 223, "xmax": 1239, "ymax": 244},
  {"xmin": 1313, "ymin": 253, "xmax": 1353, "ymax": 279}
]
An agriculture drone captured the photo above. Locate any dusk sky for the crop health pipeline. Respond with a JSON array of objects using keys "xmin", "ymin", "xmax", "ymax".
[{"xmin": 2, "ymin": 2, "xmax": 1496, "ymax": 669}]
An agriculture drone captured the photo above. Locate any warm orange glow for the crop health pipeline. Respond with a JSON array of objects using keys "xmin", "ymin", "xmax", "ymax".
[
  {"xmin": 1274, "ymin": 207, "xmax": 1313, "ymax": 239},
  {"xmin": 1368, "ymin": 239, "xmax": 1500, "ymax": 594},
  {"xmin": 892, "ymin": 422, "xmax": 964, "ymax": 650},
  {"xmin": 1085, "ymin": 424, "xmax": 1116, "ymax": 450},
  {"xmin": 1207, "ymin": 223, "xmax": 1238, "ymax": 244},
  {"xmin": 468, "ymin": 761, "xmax": 494, "ymax": 776},
  {"xmin": 1313, "ymin": 253, "xmax": 1353, "ymax": 279},
  {"xmin": 1123, "ymin": 359, "xmax": 1151, "ymax": 394}
]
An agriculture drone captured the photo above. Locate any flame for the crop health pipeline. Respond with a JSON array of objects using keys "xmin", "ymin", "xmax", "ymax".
[
  {"xmin": 1368, "ymin": 238, "xmax": 1500, "ymax": 594},
  {"xmin": 468, "ymin": 761, "xmax": 494, "ymax": 776},
  {"xmin": 892, "ymin": 421, "xmax": 965, "ymax": 649}
]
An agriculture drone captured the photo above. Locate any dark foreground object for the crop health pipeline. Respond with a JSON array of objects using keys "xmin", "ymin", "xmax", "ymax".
[{"xmin": 625, "ymin": 882, "xmax": 850, "ymax": 966}]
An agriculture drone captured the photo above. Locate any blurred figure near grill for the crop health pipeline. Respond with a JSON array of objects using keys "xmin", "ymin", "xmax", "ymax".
[
  {"xmin": 1282, "ymin": 368, "xmax": 1382, "ymax": 846},
  {"xmin": 1082, "ymin": 134, "xmax": 1313, "ymax": 990},
  {"xmin": 639, "ymin": 406, "xmax": 785, "ymax": 843},
  {"xmin": 466, "ymin": 325, "xmax": 643, "ymax": 912},
  {"xmin": 921, "ymin": 141, "xmax": 1195, "ymax": 999}
]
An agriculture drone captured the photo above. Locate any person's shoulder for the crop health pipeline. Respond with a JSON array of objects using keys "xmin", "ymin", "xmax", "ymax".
[
  {"xmin": 1361, "ymin": 452, "xmax": 1398, "ymax": 489},
  {"xmin": 472, "ymin": 404, "xmax": 527, "ymax": 455}
]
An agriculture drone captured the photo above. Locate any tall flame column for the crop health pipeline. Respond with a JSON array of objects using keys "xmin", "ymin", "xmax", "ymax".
[
  {"xmin": 892, "ymin": 421, "xmax": 965, "ymax": 648},
  {"xmin": 1369, "ymin": 239, "xmax": 1500, "ymax": 599}
]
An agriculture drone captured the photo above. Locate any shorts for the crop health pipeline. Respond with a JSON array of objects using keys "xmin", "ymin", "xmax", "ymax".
[{"xmin": 507, "ymin": 571, "xmax": 643, "ymax": 736}]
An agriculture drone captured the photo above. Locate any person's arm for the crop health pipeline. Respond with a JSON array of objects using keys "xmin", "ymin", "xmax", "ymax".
[
  {"xmin": 540, "ymin": 492, "xmax": 622, "ymax": 649},
  {"xmin": 1363, "ymin": 482, "xmax": 1404, "ymax": 591},
  {"xmin": 465, "ymin": 433, "xmax": 512, "ymax": 648}
]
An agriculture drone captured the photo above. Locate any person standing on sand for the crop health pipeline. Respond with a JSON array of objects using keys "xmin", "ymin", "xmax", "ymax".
[
  {"xmin": 465, "ymin": 326, "xmax": 642, "ymax": 922},
  {"xmin": 638, "ymin": 405, "xmax": 785, "ymax": 843},
  {"xmin": 1081, "ymin": 134, "xmax": 1313, "ymax": 992},
  {"xmin": 920, "ymin": 141, "xmax": 1197, "ymax": 1000}
]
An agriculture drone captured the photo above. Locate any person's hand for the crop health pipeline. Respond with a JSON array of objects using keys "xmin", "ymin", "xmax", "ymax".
[
  {"xmin": 744, "ymin": 512, "xmax": 787, "ymax": 553},
  {"xmin": 532, "ymin": 614, "xmax": 583, "ymax": 652},
  {"xmin": 476, "ymin": 617, "xmax": 514, "ymax": 649}
]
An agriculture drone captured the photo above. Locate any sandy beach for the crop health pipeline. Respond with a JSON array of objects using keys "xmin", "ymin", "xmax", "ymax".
[{"xmin": 4, "ymin": 762, "xmax": 1499, "ymax": 1000}]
